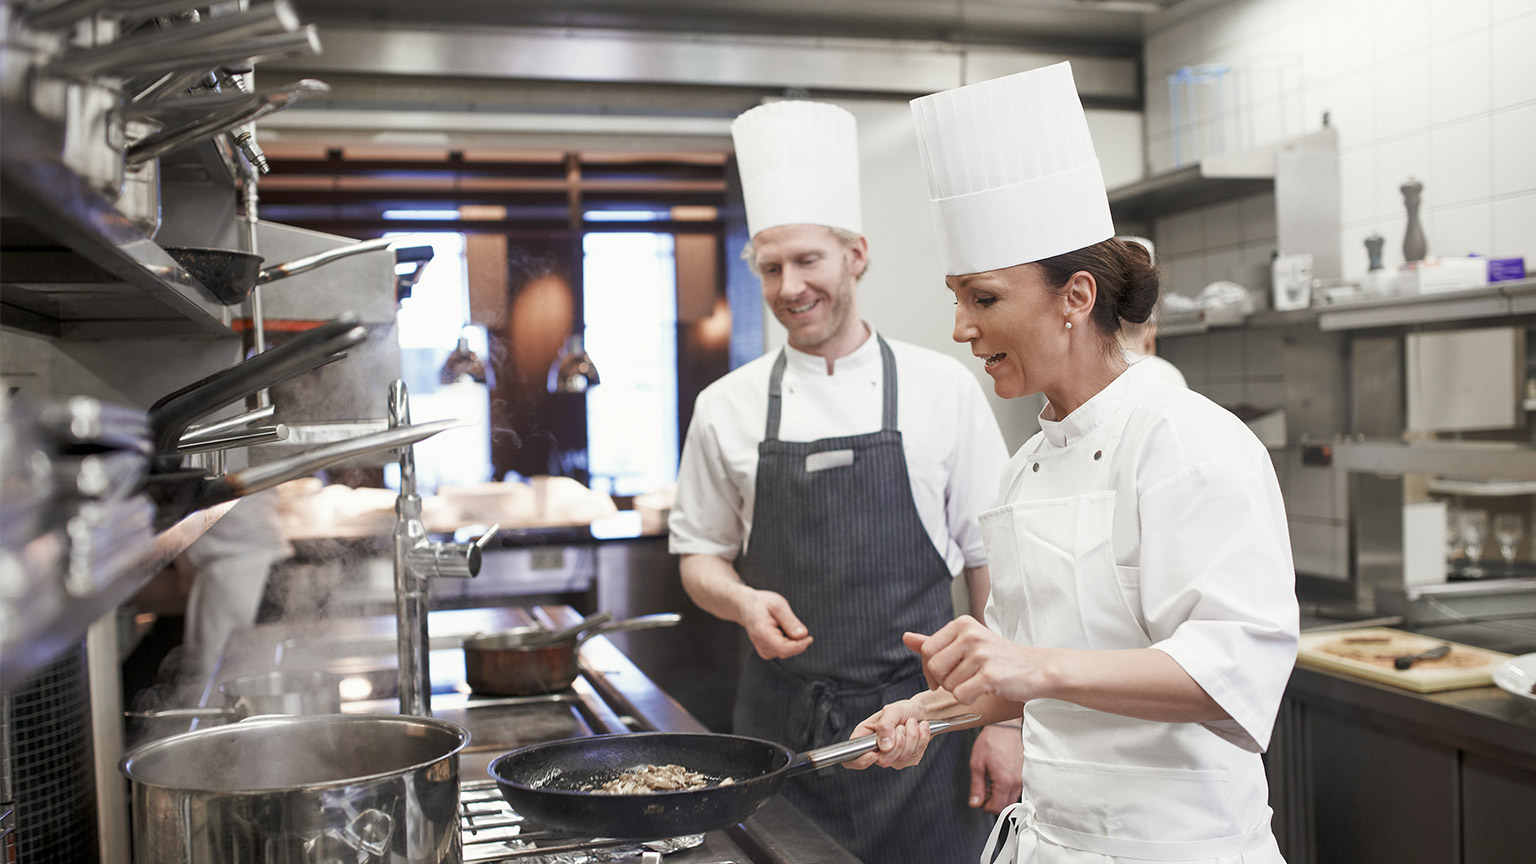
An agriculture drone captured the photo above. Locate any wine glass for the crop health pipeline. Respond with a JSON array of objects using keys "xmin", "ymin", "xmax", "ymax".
[
  {"xmin": 1495, "ymin": 513, "xmax": 1523, "ymax": 573},
  {"xmin": 1459, "ymin": 510, "xmax": 1488, "ymax": 577}
]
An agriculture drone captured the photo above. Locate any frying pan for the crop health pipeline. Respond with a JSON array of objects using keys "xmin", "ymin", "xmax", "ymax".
[
  {"xmin": 463, "ymin": 613, "xmax": 682, "ymax": 697},
  {"xmin": 146, "ymin": 315, "xmax": 366, "ymax": 461},
  {"xmin": 488, "ymin": 713, "xmax": 979, "ymax": 839},
  {"xmin": 164, "ymin": 236, "xmax": 397, "ymax": 306},
  {"xmin": 142, "ymin": 417, "xmax": 464, "ymax": 530}
]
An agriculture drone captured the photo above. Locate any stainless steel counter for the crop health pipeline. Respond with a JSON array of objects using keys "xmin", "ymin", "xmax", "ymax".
[{"xmin": 198, "ymin": 606, "xmax": 860, "ymax": 864}]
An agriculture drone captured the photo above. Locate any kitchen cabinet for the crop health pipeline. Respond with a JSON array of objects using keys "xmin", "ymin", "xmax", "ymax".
[{"xmin": 1273, "ymin": 663, "xmax": 1536, "ymax": 864}]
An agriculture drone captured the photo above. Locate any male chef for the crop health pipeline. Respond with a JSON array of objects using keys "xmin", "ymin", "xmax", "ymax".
[{"xmin": 668, "ymin": 100, "xmax": 1008, "ymax": 863}]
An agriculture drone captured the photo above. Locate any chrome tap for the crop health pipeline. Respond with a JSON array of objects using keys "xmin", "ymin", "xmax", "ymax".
[{"xmin": 389, "ymin": 380, "xmax": 497, "ymax": 717}]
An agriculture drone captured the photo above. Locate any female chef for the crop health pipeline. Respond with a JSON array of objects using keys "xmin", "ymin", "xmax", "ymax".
[{"xmin": 845, "ymin": 62, "xmax": 1299, "ymax": 864}]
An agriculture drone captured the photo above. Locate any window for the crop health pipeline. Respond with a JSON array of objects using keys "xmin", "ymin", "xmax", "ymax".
[{"xmin": 582, "ymin": 232, "xmax": 678, "ymax": 496}]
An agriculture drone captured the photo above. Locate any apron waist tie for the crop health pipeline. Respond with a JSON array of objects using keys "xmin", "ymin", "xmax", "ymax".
[
  {"xmin": 981, "ymin": 799, "xmax": 1270, "ymax": 863},
  {"xmin": 981, "ymin": 801, "xmax": 1035, "ymax": 864},
  {"xmin": 766, "ymin": 660, "xmax": 921, "ymax": 751}
]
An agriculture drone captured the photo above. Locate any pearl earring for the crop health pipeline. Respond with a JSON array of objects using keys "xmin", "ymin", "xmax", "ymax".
[{"xmin": 1065, "ymin": 321, "xmax": 1073, "ymax": 330}]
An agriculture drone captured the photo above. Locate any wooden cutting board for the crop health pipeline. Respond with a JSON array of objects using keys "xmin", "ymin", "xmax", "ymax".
[{"xmin": 1296, "ymin": 627, "xmax": 1512, "ymax": 693}]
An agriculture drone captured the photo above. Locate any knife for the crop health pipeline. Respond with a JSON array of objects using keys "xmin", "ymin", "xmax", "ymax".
[{"xmin": 1394, "ymin": 644, "xmax": 1451, "ymax": 670}]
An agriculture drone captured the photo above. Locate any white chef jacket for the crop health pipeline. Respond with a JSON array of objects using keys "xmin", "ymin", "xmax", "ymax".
[
  {"xmin": 669, "ymin": 326, "xmax": 1006, "ymax": 577},
  {"xmin": 987, "ymin": 358, "xmax": 1298, "ymax": 753},
  {"xmin": 978, "ymin": 359, "xmax": 1296, "ymax": 864}
]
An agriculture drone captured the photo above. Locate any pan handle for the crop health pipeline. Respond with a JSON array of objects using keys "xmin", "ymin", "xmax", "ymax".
[
  {"xmin": 257, "ymin": 237, "xmax": 398, "ymax": 284},
  {"xmin": 576, "ymin": 613, "xmax": 683, "ymax": 646},
  {"xmin": 789, "ymin": 713, "xmax": 982, "ymax": 775}
]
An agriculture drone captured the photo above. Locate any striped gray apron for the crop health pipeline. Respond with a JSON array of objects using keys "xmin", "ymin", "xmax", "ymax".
[{"xmin": 733, "ymin": 336, "xmax": 990, "ymax": 864}]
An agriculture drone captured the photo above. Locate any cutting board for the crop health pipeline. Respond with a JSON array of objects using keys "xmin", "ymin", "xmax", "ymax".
[{"xmin": 1296, "ymin": 627, "xmax": 1512, "ymax": 693}]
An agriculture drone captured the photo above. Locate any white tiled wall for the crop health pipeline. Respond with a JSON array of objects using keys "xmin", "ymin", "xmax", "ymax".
[{"xmin": 1146, "ymin": 0, "xmax": 1536, "ymax": 280}]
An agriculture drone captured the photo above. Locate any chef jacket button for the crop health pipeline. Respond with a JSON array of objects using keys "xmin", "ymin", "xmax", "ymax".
[
  {"xmin": 1032, "ymin": 463, "xmax": 1040, "ymax": 473},
  {"xmin": 1093, "ymin": 450, "xmax": 1102, "ymax": 461}
]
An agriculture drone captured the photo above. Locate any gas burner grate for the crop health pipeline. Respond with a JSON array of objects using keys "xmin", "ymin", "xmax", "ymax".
[{"xmin": 460, "ymin": 779, "xmax": 704, "ymax": 863}]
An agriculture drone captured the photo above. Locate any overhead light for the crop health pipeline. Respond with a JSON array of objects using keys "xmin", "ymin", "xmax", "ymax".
[
  {"xmin": 585, "ymin": 210, "xmax": 664, "ymax": 222},
  {"xmin": 383, "ymin": 209, "xmax": 460, "ymax": 220},
  {"xmin": 548, "ymin": 335, "xmax": 601, "ymax": 394}
]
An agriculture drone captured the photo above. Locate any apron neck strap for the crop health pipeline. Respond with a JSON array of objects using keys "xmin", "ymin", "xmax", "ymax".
[{"xmin": 764, "ymin": 335, "xmax": 899, "ymax": 441}]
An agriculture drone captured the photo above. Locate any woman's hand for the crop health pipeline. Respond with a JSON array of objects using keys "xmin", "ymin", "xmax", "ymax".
[
  {"xmin": 906, "ymin": 616, "xmax": 1047, "ymax": 705},
  {"xmin": 842, "ymin": 699, "xmax": 932, "ymax": 771}
]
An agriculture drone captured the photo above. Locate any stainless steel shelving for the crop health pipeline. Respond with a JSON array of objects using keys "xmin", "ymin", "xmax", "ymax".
[
  {"xmin": 0, "ymin": 105, "xmax": 235, "ymax": 339},
  {"xmin": 1315, "ymin": 277, "xmax": 1536, "ymax": 332},
  {"xmin": 1329, "ymin": 439, "xmax": 1536, "ymax": 480},
  {"xmin": 1107, "ymin": 145, "xmax": 1276, "ymax": 225}
]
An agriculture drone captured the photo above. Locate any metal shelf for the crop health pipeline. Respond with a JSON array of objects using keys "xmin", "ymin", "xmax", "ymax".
[
  {"xmin": 1159, "ymin": 305, "xmax": 1318, "ymax": 337},
  {"xmin": 1315, "ymin": 277, "xmax": 1536, "ymax": 332},
  {"xmin": 1107, "ymin": 145, "xmax": 1276, "ymax": 225},
  {"xmin": 0, "ymin": 104, "xmax": 234, "ymax": 339},
  {"xmin": 1330, "ymin": 440, "xmax": 1536, "ymax": 481}
]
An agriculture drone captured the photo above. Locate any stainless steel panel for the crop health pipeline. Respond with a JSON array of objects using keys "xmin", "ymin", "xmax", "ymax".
[
  {"xmin": 1351, "ymin": 472, "xmax": 1404, "ymax": 609},
  {"xmin": 1405, "ymin": 327, "xmax": 1522, "ymax": 433},
  {"xmin": 1350, "ymin": 335, "xmax": 1402, "ymax": 439},
  {"xmin": 1275, "ymin": 127, "xmax": 1340, "ymax": 280},
  {"xmin": 269, "ymin": 24, "xmax": 1139, "ymax": 100}
]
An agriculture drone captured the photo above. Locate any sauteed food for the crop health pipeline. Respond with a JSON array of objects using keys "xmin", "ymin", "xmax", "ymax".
[{"xmin": 584, "ymin": 763, "xmax": 737, "ymax": 794}]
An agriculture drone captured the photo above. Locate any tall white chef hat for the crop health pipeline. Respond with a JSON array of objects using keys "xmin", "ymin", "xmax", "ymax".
[
  {"xmin": 910, "ymin": 61, "xmax": 1114, "ymax": 276},
  {"xmin": 731, "ymin": 100, "xmax": 862, "ymax": 238}
]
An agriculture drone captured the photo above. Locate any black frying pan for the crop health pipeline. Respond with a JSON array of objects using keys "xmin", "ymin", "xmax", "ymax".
[
  {"xmin": 164, "ymin": 237, "xmax": 397, "ymax": 306},
  {"xmin": 146, "ymin": 315, "xmax": 366, "ymax": 462},
  {"xmin": 487, "ymin": 714, "xmax": 977, "ymax": 839}
]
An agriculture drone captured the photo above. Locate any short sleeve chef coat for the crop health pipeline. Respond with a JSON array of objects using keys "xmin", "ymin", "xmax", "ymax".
[
  {"xmin": 988, "ymin": 360, "xmax": 1298, "ymax": 750},
  {"xmin": 669, "ymin": 326, "xmax": 1007, "ymax": 578}
]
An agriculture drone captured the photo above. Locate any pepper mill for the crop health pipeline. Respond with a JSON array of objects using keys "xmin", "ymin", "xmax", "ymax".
[
  {"xmin": 1365, "ymin": 232, "xmax": 1384, "ymax": 271},
  {"xmin": 1401, "ymin": 178, "xmax": 1427, "ymax": 263}
]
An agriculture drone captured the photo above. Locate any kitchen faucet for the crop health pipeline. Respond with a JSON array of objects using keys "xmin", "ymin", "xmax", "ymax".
[{"xmin": 389, "ymin": 380, "xmax": 497, "ymax": 717}]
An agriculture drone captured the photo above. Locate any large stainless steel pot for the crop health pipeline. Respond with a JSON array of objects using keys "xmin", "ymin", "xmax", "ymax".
[{"xmin": 120, "ymin": 713, "xmax": 468, "ymax": 864}]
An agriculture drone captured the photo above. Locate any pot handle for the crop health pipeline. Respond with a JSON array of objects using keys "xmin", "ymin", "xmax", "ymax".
[
  {"xmin": 576, "ymin": 613, "xmax": 683, "ymax": 646},
  {"xmin": 125, "ymin": 707, "xmax": 232, "ymax": 720},
  {"xmin": 788, "ymin": 713, "xmax": 982, "ymax": 775}
]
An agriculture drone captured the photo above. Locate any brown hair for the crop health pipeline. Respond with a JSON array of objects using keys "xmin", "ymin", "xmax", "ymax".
[{"xmin": 1035, "ymin": 237, "xmax": 1160, "ymax": 349}]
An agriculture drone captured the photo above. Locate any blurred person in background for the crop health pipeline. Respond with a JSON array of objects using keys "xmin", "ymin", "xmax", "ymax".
[
  {"xmin": 176, "ymin": 488, "xmax": 292, "ymax": 682},
  {"xmin": 1116, "ymin": 237, "xmax": 1188, "ymax": 391}
]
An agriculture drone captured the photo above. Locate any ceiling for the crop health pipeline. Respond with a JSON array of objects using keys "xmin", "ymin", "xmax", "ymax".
[{"xmin": 289, "ymin": 0, "xmax": 1189, "ymax": 54}]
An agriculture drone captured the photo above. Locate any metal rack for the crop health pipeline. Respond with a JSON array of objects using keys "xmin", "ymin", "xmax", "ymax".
[{"xmin": 0, "ymin": 103, "xmax": 235, "ymax": 339}]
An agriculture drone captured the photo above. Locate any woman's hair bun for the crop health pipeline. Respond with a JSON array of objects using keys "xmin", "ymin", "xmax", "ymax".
[{"xmin": 1117, "ymin": 245, "xmax": 1160, "ymax": 325}]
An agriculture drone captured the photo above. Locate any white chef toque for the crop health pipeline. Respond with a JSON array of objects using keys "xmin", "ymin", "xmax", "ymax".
[
  {"xmin": 910, "ymin": 61, "xmax": 1114, "ymax": 276},
  {"xmin": 731, "ymin": 100, "xmax": 862, "ymax": 239}
]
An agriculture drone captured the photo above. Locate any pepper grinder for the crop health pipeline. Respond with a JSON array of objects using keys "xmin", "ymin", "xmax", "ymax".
[
  {"xmin": 1401, "ymin": 178, "xmax": 1427, "ymax": 263},
  {"xmin": 1365, "ymin": 232, "xmax": 1384, "ymax": 271}
]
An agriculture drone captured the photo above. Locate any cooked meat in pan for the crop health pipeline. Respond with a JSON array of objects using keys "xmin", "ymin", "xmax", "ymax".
[{"xmin": 583, "ymin": 763, "xmax": 736, "ymax": 794}]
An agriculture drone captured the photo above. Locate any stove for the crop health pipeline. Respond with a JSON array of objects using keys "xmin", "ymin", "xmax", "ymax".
[
  {"xmin": 218, "ymin": 607, "xmax": 860, "ymax": 864},
  {"xmin": 459, "ymin": 778, "xmax": 710, "ymax": 863}
]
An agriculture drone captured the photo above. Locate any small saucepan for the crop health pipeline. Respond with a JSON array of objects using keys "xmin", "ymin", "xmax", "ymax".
[
  {"xmin": 463, "ymin": 613, "xmax": 682, "ymax": 697},
  {"xmin": 488, "ymin": 713, "xmax": 979, "ymax": 839},
  {"xmin": 126, "ymin": 670, "xmax": 342, "ymax": 724}
]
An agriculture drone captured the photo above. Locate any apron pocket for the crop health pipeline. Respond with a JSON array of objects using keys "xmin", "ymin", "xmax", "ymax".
[{"xmin": 1023, "ymin": 755, "xmax": 1234, "ymax": 845}]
